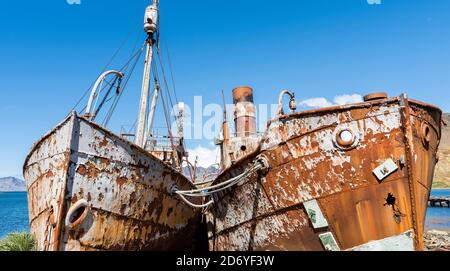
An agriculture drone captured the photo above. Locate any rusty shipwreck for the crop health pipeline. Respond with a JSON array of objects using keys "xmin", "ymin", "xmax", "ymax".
[
  {"xmin": 23, "ymin": 0, "xmax": 202, "ymax": 251},
  {"xmin": 200, "ymin": 87, "xmax": 442, "ymax": 251}
]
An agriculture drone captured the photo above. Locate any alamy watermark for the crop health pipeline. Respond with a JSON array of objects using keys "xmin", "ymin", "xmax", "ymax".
[
  {"xmin": 367, "ymin": 0, "xmax": 382, "ymax": 5},
  {"xmin": 67, "ymin": 0, "xmax": 81, "ymax": 5}
]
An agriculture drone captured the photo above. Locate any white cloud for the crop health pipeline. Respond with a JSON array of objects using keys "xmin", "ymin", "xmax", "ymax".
[
  {"xmin": 333, "ymin": 94, "xmax": 363, "ymax": 105},
  {"xmin": 187, "ymin": 145, "xmax": 220, "ymax": 168},
  {"xmin": 299, "ymin": 94, "xmax": 363, "ymax": 109},
  {"xmin": 299, "ymin": 98, "xmax": 334, "ymax": 108}
]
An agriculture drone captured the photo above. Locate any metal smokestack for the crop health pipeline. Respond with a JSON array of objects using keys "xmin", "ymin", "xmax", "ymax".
[{"xmin": 232, "ymin": 86, "xmax": 256, "ymax": 137}]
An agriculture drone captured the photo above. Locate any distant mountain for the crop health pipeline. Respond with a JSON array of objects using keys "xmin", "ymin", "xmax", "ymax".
[
  {"xmin": 183, "ymin": 165, "xmax": 219, "ymax": 183},
  {"xmin": 434, "ymin": 113, "xmax": 450, "ymax": 188},
  {"xmin": 0, "ymin": 177, "xmax": 26, "ymax": 192}
]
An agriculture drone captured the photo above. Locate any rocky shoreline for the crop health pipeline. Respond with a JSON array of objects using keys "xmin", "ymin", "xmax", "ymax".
[{"xmin": 424, "ymin": 230, "xmax": 450, "ymax": 251}]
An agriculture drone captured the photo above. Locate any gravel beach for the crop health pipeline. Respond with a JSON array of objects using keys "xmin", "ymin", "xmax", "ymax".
[{"xmin": 424, "ymin": 230, "xmax": 450, "ymax": 251}]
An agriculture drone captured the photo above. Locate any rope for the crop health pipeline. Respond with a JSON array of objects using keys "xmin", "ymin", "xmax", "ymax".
[
  {"xmin": 177, "ymin": 194, "xmax": 214, "ymax": 209},
  {"xmin": 177, "ymin": 164, "xmax": 263, "ymax": 197},
  {"xmin": 175, "ymin": 159, "xmax": 266, "ymax": 208}
]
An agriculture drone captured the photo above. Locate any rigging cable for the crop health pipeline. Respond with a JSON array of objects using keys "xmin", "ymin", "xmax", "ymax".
[
  {"xmin": 152, "ymin": 61, "xmax": 178, "ymax": 162},
  {"xmin": 92, "ymin": 76, "xmax": 120, "ymax": 121},
  {"xmin": 152, "ymin": 61, "xmax": 174, "ymax": 135},
  {"xmin": 163, "ymin": 41, "xmax": 179, "ymax": 104},
  {"xmin": 156, "ymin": 42, "xmax": 187, "ymax": 152},
  {"xmin": 156, "ymin": 51, "xmax": 175, "ymax": 112},
  {"xmin": 73, "ymin": 77, "xmax": 117, "ymax": 115},
  {"xmin": 68, "ymin": 26, "xmax": 138, "ymax": 115},
  {"xmin": 103, "ymin": 47, "xmax": 143, "ymax": 126},
  {"xmin": 157, "ymin": 24, "xmax": 179, "ymax": 105},
  {"xmin": 102, "ymin": 41, "xmax": 146, "ymax": 126},
  {"xmin": 156, "ymin": 47, "xmax": 186, "ymax": 150}
]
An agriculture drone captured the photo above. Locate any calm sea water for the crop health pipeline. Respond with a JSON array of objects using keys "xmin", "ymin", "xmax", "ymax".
[
  {"xmin": 0, "ymin": 190, "xmax": 449, "ymax": 238},
  {"xmin": 425, "ymin": 189, "xmax": 450, "ymax": 231},
  {"xmin": 0, "ymin": 192, "xmax": 29, "ymax": 238}
]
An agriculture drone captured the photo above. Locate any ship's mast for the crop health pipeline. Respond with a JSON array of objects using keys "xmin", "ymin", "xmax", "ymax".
[
  {"xmin": 143, "ymin": 82, "xmax": 160, "ymax": 148},
  {"xmin": 135, "ymin": 0, "xmax": 159, "ymax": 148}
]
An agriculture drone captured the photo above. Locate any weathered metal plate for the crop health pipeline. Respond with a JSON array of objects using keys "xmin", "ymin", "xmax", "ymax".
[
  {"xmin": 349, "ymin": 230, "xmax": 414, "ymax": 251},
  {"xmin": 372, "ymin": 159, "xmax": 399, "ymax": 181},
  {"xmin": 319, "ymin": 232, "xmax": 340, "ymax": 251},
  {"xmin": 303, "ymin": 200, "xmax": 329, "ymax": 229}
]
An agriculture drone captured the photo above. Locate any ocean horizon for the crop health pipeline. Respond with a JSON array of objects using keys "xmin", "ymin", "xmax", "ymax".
[{"xmin": 1, "ymin": 190, "xmax": 449, "ymax": 239}]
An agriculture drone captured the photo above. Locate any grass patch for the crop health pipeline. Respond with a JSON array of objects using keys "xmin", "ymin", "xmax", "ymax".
[
  {"xmin": 432, "ymin": 181, "xmax": 450, "ymax": 189},
  {"xmin": 0, "ymin": 232, "xmax": 36, "ymax": 251}
]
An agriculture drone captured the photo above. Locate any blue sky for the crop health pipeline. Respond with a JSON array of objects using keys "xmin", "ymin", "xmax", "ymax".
[{"xmin": 1, "ymin": 0, "xmax": 449, "ymax": 177}]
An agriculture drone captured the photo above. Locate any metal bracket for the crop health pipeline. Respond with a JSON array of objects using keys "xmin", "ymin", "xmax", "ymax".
[
  {"xmin": 304, "ymin": 199, "xmax": 329, "ymax": 229},
  {"xmin": 373, "ymin": 159, "xmax": 399, "ymax": 182},
  {"xmin": 319, "ymin": 232, "xmax": 340, "ymax": 251},
  {"xmin": 277, "ymin": 90, "xmax": 296, "ymax": 116}
]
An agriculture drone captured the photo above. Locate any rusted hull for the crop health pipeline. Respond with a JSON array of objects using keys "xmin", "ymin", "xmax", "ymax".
[
  {"xmin": 24, "ymin": 113, "xmax": 201, "ymax": 251},
  {"xmin": 206, "ymin": 96, "xmax": 442, "ymax": 251}
]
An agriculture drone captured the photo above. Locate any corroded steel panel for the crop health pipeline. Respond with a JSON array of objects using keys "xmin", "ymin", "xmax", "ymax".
[
  {"xmin": 318, "ymin": 178, "xmax": 413, "ymax": 249},
  {"xmin": 206, "ymin": 96, "xmax": 442, "ymax": 251},
  {"xmin": 24, "ymin": 113, "xmax": 201, "ymax": 251},
  {"xmin": 349, "ymin": 230, "xmax": 414, "ymax": 251}
]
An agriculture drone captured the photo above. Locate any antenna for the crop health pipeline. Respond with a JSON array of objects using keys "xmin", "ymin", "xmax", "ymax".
[
  {"xmin": 221, "ymin": 90, "xmax": 230, "ymax": 142},
  {"xmin": 221, "ymin": 90, "xmax": 227, "ymax": 121}
]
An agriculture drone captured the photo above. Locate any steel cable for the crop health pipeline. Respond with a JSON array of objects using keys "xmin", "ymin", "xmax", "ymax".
[{"xmin": 175, "ymin": 160, "xmax": 265, "ymax": 208}]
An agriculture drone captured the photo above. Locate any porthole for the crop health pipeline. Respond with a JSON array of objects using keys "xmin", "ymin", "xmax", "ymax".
[
  {"xmin": 333, "ymin": 127, "xmax": 360, "ymax": 150},
  {"xmin": 420, "ymin": 122, "xmax": 432, "ymax": 149}
]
